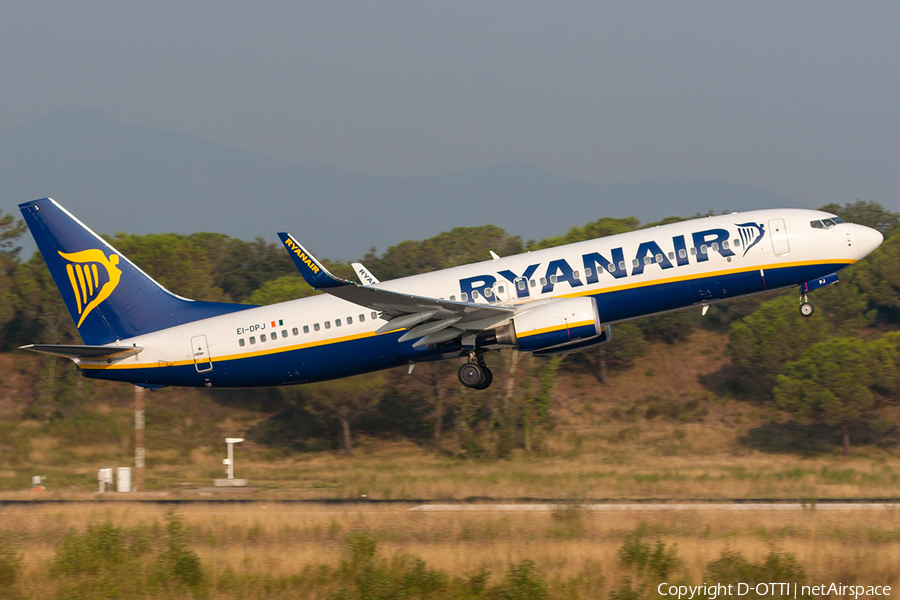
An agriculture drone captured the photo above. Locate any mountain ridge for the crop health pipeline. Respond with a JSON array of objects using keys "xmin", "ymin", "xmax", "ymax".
[{"xmin": 1, "ymin": 109, "xmax": 802, "ymax": 260}]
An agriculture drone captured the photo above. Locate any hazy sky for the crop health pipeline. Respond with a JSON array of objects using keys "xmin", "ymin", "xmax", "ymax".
[{"xmin": 2, "ymin": 1, "xmax": 898, "ymax": 209}]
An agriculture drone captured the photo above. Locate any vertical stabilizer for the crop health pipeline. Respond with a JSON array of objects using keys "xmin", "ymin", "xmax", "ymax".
[{"xmin": 20, "ymin": 198, "xmax": 251, "ymax": 345}]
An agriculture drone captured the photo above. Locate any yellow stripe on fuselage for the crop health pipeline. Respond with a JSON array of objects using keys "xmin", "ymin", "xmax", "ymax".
[
  {"xmin": 79, "ymin": 329, "xmax": 401, "ymax": 370},
  {"xmin": 558, "ymin": 258, "xmax": 855, "ymax": 301}
]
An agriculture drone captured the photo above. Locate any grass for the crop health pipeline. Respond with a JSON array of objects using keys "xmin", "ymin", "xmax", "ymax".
[
  {"xmin": 1, "ymin": 503, "xmax": 899, "ymax": 598},
  {"xmin": 1, "ymin": 330, "xmax": 900, "ymax": 500}
]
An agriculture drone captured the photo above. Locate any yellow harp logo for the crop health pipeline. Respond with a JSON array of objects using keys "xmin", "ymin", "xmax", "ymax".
[{"xmin": 58, "ymin": 250, "xmax": 122, "ymax": 328}]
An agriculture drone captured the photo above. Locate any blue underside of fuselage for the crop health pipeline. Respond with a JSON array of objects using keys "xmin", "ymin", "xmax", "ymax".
[{"xmin": 81, "ymin": 261, "xmax": 847, "ymax": 388}]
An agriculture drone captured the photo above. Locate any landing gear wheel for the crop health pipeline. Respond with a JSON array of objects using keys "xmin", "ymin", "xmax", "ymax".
[
  {"xmin": 799, "ymin": 302, "xmax": 814, "ymax": 317},
  {"xmin": 458, "ymin": 363, "xmax": 486, "ymax": 388},
  {"xmin": 473, "ymin": 366, "xmax": 493, "ymax": 390}
]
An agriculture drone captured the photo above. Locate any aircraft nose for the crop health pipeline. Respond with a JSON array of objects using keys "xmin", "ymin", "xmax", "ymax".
[{"xmin": 854, "ymin": 224, "xmax": 884, "ymax": 258}]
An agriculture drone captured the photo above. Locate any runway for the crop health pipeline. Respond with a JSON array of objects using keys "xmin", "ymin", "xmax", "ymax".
[{"xmin": 409, "ymin": 502, "xmax": 900, "ymax": 512}]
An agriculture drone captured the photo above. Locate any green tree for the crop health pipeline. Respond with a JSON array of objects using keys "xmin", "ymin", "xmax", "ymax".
[
  {"xmin": 852, "ymin": 229, "xmax": 900, "ymax": 313},
  {"xmin": 247, "ymin": 275, "xmax": 318, "ymax": 305},
  {"xmin": 528, "ymin": 216, "xmax": 640, "ymax": 250},
  {"xmin": 819, "ymin": 200, "xmax": 900, "ymax": 236},
  {"xmin": 108, "ymin": 232, "xmax": 228, "ymax": 301},
  {"xmin": 364, "ymin": 225, "xmax": 523, "ymax": 279},
  {"xmin": 306, "ymin": 374, "xmax": 386, "ymax": 456},
  {"xmin": 775, "ymin": 337, "xmax": 877, "ymax": 454},
  {"xmin": 729, "ymin": 295, "xmax": 842, "ymax": 392},
  {"xmin": 0, "ymin": 212, "xmax": 27, "ymax": 346},
  {"xmin": 203, "ymin": 235, "xmax": 297, "ymax": 302}
]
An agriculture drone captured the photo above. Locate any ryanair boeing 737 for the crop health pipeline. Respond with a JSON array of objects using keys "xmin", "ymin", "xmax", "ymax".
[{"xmin": 19, "ymin": 198, "xmax": 883, "ymax": 390}]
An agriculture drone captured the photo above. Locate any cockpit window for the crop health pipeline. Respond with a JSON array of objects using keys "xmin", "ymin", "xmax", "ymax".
[{"xmin": 810, "ymin": 217, "xmax": 846, "ymax": 229}]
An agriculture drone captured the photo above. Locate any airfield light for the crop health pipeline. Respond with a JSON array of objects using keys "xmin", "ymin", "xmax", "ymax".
[{"xmin": 224, "ymin": 438, "xmax": 244, "ymax": 480}]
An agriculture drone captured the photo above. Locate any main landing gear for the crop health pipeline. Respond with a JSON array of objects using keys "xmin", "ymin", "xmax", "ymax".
[
  {"xmin": 458, "ymin": 352, "xmax": 493, "ymax": 390},
  {"xmin": 799, "ymin": 292, "xmax": 814, "ymax": 318}
]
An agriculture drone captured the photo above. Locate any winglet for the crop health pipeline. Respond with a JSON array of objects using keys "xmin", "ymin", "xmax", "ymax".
[
  {"xmin": 277, "ymin": 233, "xmax": 353, "ymax": 289},
  {"xmin": 351, "ymin": 262, "xmax": 381, "ymax": 285}
]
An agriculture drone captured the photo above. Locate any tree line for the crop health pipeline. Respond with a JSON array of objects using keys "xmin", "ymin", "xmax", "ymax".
[{"xmin": 3, "ymin": 200, "xmax": 899, "ymax": 456}]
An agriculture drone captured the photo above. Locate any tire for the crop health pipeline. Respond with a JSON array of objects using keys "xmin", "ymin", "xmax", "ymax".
[
  {"xmin": 458, "ymin": 363, "xmax": 485, "ymax": 388},
  {"xmin": 799, "ymin": 302, "xmax": 814, "ymax": 317},
  {"xmin": 473, "ymin": 367, "xmax": 493, "ymax": 390}
]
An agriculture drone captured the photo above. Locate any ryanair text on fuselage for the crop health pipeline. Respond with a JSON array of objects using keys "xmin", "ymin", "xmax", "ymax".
[{"xmin": 459, "ymin": 224, "xmax": 764, "ymax": 301}]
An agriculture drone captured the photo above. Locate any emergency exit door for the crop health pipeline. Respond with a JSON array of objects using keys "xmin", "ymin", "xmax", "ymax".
[{"xmin": 191, "ymin": 335, "xmax": 213, "ymax": 372}]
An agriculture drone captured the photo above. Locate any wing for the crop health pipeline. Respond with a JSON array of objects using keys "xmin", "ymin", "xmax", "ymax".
[{"xmin": 278, "ymin": 233, "xmax": 513, "ymax": 347}]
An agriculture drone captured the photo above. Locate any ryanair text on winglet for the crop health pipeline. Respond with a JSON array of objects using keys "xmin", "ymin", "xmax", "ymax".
[{"xmin": 284, "ymin": 238, "xmax": 320, "ymax": 275}]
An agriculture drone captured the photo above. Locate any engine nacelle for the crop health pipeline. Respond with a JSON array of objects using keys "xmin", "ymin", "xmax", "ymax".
[{"xmin": 495, "ymin": 297, "xmax": 602, "ymax": 352}]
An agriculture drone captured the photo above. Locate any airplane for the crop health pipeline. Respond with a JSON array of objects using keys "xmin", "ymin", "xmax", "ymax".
[{"xmin": 18, "ymin": 198, "xmax": 883, "ymax": 390}]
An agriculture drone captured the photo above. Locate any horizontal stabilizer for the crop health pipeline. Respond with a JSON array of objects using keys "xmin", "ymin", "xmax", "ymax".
[{"xmin": 20, "ymin": 344, "xmax": 144, "ymax": 361}]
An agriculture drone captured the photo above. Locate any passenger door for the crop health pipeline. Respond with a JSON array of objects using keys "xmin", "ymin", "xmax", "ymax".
[{"xmin": 768, "ymin": 219, "xmax": 790, "ymax": 255}]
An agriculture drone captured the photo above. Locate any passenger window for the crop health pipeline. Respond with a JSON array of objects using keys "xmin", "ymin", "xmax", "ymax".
[
  {"xmin": 700, "ymin": 245, "xmax": 708, "ymax": 254},
  {"xmin": 573, "ymin": 271, "xmax": 580, "ymax": 279},
  {"xmin": 314, "ymin": 323, "xmax": 320, "ymax": 332},
  {"xmin": 550, "ymin": 275, "xmax": 558, "ymax": 284},
  {"xmin": 618, "ymin": 261, "xmax": 626, "ymax": 271},
  {"xmin": 632, "ymin": 259, "xmax": 639, "ymax": 267},
  {"xmin": 540, "ymin": 277, "xmax": 547, "ymax": 286},
  {"xmin": 260, "ymin": 334, "xmax": 267, "ymax": 342},
  {"xmin": 517, "ymin": 280, "xmax": 525, "ymax": 290},
  {"xmin": 347, "ymin": 316, "xmax": 353, "ymax": 325},
  {"xmin": 498, "ymin": 285, "xmax": 505, "ymax": 294},
  {"xmin": 530, "ymin": 279, "xmax": 536, "ymax": 287},
  {"xmin": 711, "ymin": 242, "xmax": 719, "ymax": 251},
  {"xmin": 250, "ymin": 336, "xmax": 256, "ymax": 344},
  {"xmin": 359, "ymin": 314, "xmax": 365, "ymax": 322},
  {"xmin": 668, "ymin": 252, "xmax": 675, "ymax": 260},
  {"xmin": 270, "ymin": 332, "xmax": 277, "ymax": 340},
  {"xmin": 325, "ymin": 321, "xmax": 331, "ymax": 329},
  {"xmin": 679, "ymin": 249, "xmax": 687, "ymax": 259},
  {"xmin": 655, "ymin": 253, "xmax": 663, "ymax": 263},
  {"xmin": 690, "ymin": 247, "xmax": 697, "ymax": 256},
  {"xmin": 607, "ymin": 263, "xmax": 615, "ymax": 272},
  {"xmin": 733, "ymin": 239, "xmax": 741, "ymax": 246},
  {"xmin": 335, "ymin": 318, "xmax": 342, "ymax": 327},
  {"xmin": 461, "ymin": 292, "xmax": 468, "ymax": 301},
  {"xmin": 472, "ymin": 290, "xmax": 480, "ymax": 299},
  {"xmin": 295, "ymin": 327, "xmax": 301, "ymax": 335},
  {"xmin": 722, "ymin": 241, "xmax": 729, "ymax": 250},
  {"xmin": 644, "ymin": 256, "xmax": 652, "ymax": 265},
  {"xmin": 450, "ymin": 295, "xmax": 456, "ymax": 301},
  {"xmin": 239, "ymin": 338, "xmax": 245, "ymax": 347},
  {"xmin": 371, "ymin": 312, "xmax": 377, "ymax": 320},
  {"xmin": 484, "ymin": 288, "xmax": 492, "ymax": 298},
  {"xmin": 584, "ymin": 268, "xmax": 592, "ymax": 278},
  {"xmin": 282, "ymin": 329, "xmax": 288, "ymax": 337}
]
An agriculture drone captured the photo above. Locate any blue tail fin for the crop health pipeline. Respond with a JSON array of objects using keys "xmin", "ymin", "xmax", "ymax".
[{"xmin": 20, "ymin": 198, "xmax": 252, "ymax": 345}]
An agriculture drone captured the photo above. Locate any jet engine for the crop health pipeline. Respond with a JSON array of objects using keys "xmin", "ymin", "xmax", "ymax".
[{"xmin": 494, "ymin": 297, "xmax": 603, "ymax": 352}]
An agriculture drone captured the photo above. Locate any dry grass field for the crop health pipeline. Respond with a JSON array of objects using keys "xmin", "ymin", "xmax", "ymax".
[{"xmin": 1, "ymin": 502, "xmax": 898, "ymax": 599}]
